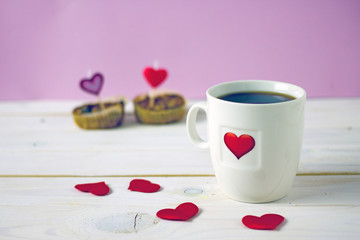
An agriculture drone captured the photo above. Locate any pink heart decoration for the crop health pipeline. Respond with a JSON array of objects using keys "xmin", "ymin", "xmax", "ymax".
[
  {"xmin": 80, "ymin": 73, "xmax": 104, "ymax": 95},
  {"xmin": 75, "ymin": 181, "xmax": 110, "ymax": 196},
  {"xmin": 143, "ymin": 67, "xmax": 167, "ymax": 88},
  {"xmin": 224, "ymin": 132, "xmax": 255, "ymax": 159},
  {"xmin": 242, "ymin": 214, "xmax": 285, "ymax": 230},
  {"xmin": 156, "ymin": 202, "xmax": 199, "ymax": 221},
  {"xmin": 128, "ymin": 179, "xmax": 161, "ymax": 193}
]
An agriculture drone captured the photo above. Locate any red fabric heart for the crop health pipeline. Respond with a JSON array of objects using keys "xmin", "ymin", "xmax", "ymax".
[
  {"xmin": 75, "ymin": 181, "xmax": 110, "ymax": 196},
  {"xmin": 224, "ymin": 132, "xmax": 255, "ymax": 159},
  {"xmin": 80, "ymin": 73, "xmax": 104, "ymax": 95},
  {"xmin": 157, "ymin": 202, "xmax": 199, "ymax": 221},
  {"xmin": 143, "ymin": 67, "xmax": 167, "ymax": 88},
  {"xmin": 242, "ymin": 214, "xmax": 285, "ymax": 230},
  {"xmin": 128, "ymin": 179, "xmax": 161, "ymax": 193}
]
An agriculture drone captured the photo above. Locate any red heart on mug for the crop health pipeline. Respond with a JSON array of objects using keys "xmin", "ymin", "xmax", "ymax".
[
  {"xmin": 128, "ymin": 179, "xmax": 161, "ymax": 193},
  {"xmin": 157, "ymin": 202, "xmax": 199, "ymax": 221},
  {"xmin": 224, "ymin": 132, "xmax": 255, "ymax": 159},
  {"xmin": 242, "ymin": 214, "xmax": 284, "ymax": 230},
  {"xmin": 80, "ymin": 73, "xmax": 104, "ymax": 95},
  {"xmin": 75, "ymin": 181, "xmax": 110, "ymax": 196},
  {"xmin": 143, "ymin": 67, "xmax": 167, "ymax": 88}
]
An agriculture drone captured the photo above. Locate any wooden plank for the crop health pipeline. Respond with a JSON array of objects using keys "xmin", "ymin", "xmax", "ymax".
[
  {"xmin": 0, "ymin": 100, "xmax": 80, "ymax": 115},
  {"xmin": 0, "ymin": 99, "xmax": 130, "ymax": 115},
  {"xmin": 0, "ymin": 117, "xmax": 358, "ymax": 175},
  {"xmin": 0, "ymin": 99, "xmax": 360, "ymax": 128},
  {"xmin": 0, "ymin": 99, "xmax": 359, "ymax": 176},
  {"xmin": 0, "ymin": 114, "xmax": 212, "ymax": 176},
  {"xmin": 0, "ymin": 176, "xmax": 359, "ymax": 239},
  {"xmin": 304, "ymin": 98, "xmax": 360, "ymax": 128}
]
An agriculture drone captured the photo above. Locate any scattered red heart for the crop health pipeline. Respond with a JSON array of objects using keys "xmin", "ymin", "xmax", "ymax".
[
  {"xmin": 128, "ymin": 179, "xmax": 161, "ymax": 193},
  {"xmin": 156, "ymin": 202, "xmax": 199, "ymax": 221},
  {"xmin": 74, "ymin": 181, "xmax": 110, "ymax": 196},
  {"xmin": 242, "ymin": 213, "xmax": 285, "ymax": 230},
  {"xmin": 74, "ymin": 181, "xmax": 285, "ymax": 229},
  {"xmin": 143, "ymin": 67, "xmax": 167, "ymax": 88}
]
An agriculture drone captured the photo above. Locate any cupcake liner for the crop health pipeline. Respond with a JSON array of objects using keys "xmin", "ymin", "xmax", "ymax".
[
  {"xmin": 72, "ymin": 101, "xmax": 125, "ymax": 129},
  {"xmin": 134, "ymin": 93, "xmax": 186, "ymax": 124}
]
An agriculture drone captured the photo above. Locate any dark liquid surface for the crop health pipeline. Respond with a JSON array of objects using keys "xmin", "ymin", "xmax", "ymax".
[{"xmin": 219, "ymin": 91, "xmax": 295, "ymax": 104}]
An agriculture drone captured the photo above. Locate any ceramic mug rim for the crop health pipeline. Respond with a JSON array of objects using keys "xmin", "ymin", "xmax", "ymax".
[{"xmin": 206, "ymin": 80, "xmax": 306, "ymax": 106}]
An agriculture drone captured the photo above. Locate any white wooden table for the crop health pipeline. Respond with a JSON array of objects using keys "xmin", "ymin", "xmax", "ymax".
[{"xmin": 0, "ymin": 98, "xmax": 359, "ymax": 239}]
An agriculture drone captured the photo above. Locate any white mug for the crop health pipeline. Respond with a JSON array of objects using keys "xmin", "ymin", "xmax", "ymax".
[{"xmin": 186, "ymin": 80, "xmax": 306, "ymax": 203}]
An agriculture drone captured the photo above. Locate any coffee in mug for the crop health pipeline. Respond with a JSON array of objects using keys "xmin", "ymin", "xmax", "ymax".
[{"xmin": 219, "ymin": 91, "xmax": 295, "ymax": 104}]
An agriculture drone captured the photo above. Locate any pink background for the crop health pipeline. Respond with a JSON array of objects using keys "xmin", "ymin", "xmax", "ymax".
[{"xmin": 0, "ymin": 0, "xmax": 359, "ymax": 100}]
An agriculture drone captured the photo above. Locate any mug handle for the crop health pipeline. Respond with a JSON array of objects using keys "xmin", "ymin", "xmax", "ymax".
[{"xmin": 186, "ymin": 102, "xmax": 209, "ymax": 149}]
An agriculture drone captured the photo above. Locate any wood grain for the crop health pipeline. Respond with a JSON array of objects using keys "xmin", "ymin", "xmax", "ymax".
[
  {"xmin": 0, "ymin": 176, "xmax": 359, "ymax": 240},
  {"xmin": 0, "ymin": 99, "xmax": 359, "ymax": 176},
  {"xmin": 0, "ymin": 99, "xmax": 359, "ymax": 239}
]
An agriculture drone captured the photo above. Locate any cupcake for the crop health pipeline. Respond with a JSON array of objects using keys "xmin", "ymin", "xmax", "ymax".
[
  {"xmin": 133, "ymin": 64, "xmax": 186, "ymax": 124},
  {"xmin": 72, "ymin": 99, "xmax": 125, "ymax": 129},
  {"xmin": 134, "ymin": 91, "xmax": 186, "ymax": 124}
]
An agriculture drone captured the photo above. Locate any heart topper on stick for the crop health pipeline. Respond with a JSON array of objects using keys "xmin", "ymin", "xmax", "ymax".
[
  {"xmin": 80, "ymin": 71, "xmax": 105, "ymax": 110},
  {"xmin": 143, "ymin": 60, "xmax": 168, "ymax": 108}
]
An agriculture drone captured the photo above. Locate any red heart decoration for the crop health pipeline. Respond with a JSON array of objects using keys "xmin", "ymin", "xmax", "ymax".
[
  {"xmin": 242, "ymin": 214, "xmax": 285, "ymax": 230},
  {"xmin": 80, "ymin": 73, "xmax": 104, "ymax": 95},
  {"xmin": 156, "ymin": 202, "xmax": 199, "ymax": 221},
  {"xmin": 74, "ymin": 181, "xmax": 110, "ymax": 196},
  {"xmin": 224, "ymin": 132, "xmax": 255, "ymax": 159},
  {"xmin": 128, "ymin": 179, "xmax": 161, "ymax": 193},
  {"xmin": 143, "ymin": 67, "xmax": 167, "ymax": 88}
]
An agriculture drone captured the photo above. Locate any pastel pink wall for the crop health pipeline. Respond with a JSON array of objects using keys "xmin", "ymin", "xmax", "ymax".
[{"xmin": 0, "ymin": 0, "xmax": 359, "ymax": 100}]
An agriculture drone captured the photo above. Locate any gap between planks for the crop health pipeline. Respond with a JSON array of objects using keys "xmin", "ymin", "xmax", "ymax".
[{"xmin": 0, "ymin": 172, "xmax": 359, "ymax": 178}]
